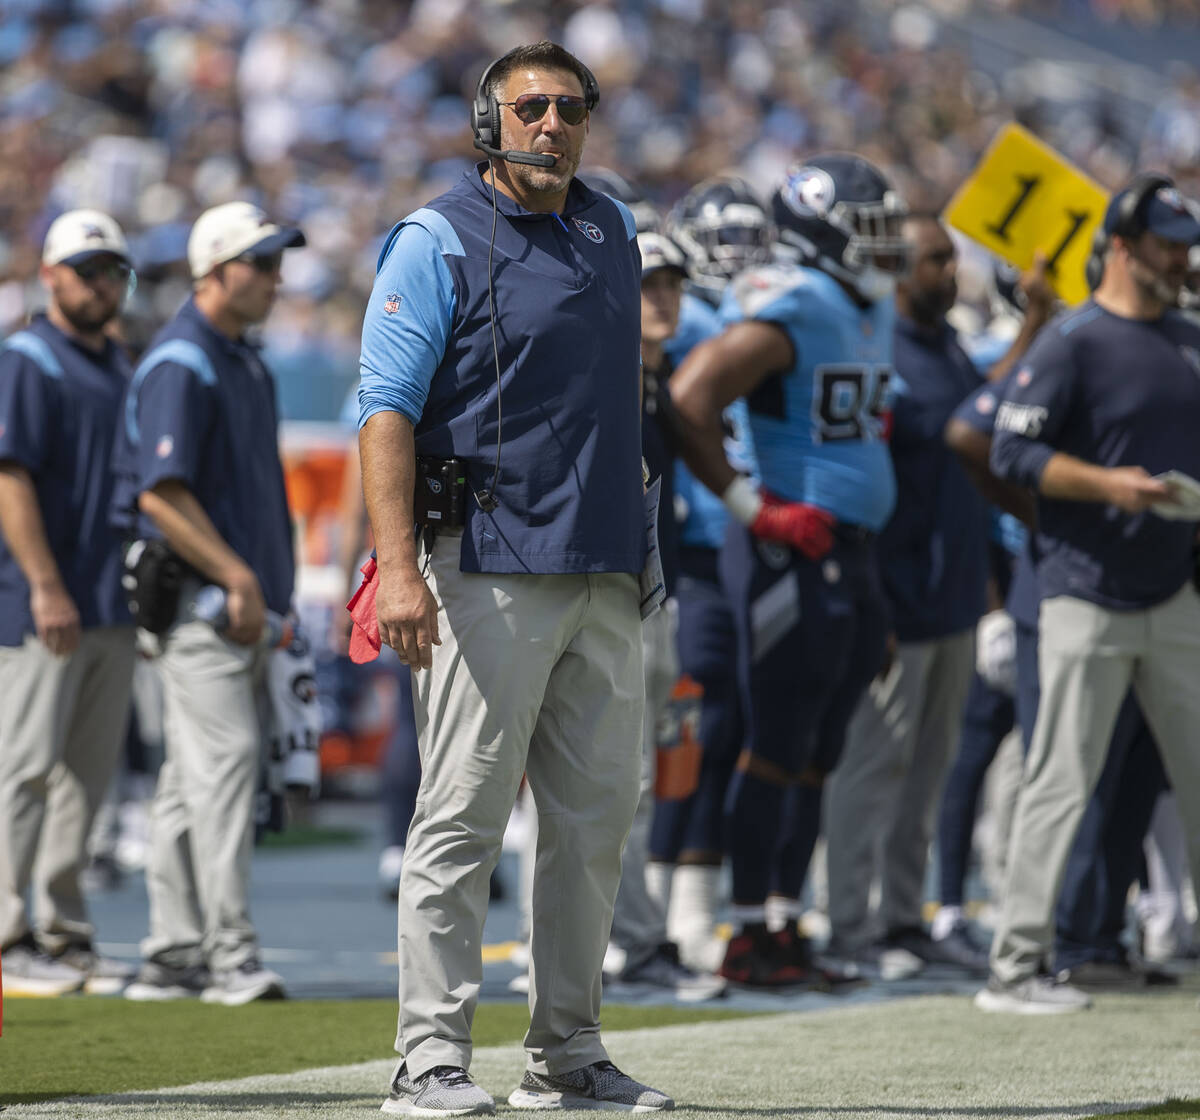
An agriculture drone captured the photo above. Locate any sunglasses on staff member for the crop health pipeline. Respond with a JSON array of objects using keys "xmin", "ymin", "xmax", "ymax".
[
  {"xmin": 499, "ymin": 94, "xmax": 589, "ymax": 126},
  {"xmin": 233, "ymin": 251, "xmax": 284, "ymax": 274},
  {"xmin": 72, "ymin": 257, "xmax": 132, "ymax": 283}
]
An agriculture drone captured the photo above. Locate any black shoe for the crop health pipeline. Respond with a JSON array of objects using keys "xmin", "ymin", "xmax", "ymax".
[
  {"xmin": 927, "ymin": 922, "xmax": 991, "ymax": 974},
  {"xmin": 718, "ymin": 923, "xmax": 810, "ymax": 988},
  {"xmin": 886, "ymin": 925, "xmax": 988, "ymax": 972},
  {"xmin": 1058, "ymin": 954, "xmax": 1179, "ymax": 991},
  {"xmin": 778, "ymin": 925, "xmax": 863, "ymax": 988}
]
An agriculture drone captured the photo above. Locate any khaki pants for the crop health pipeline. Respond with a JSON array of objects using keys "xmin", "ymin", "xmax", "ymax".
[
  {"xmin": 991, "ymin": 585, "xmax": 1200, "ymax": 983},
  {"xmin": 141, "ymin": 596, "xmax": 269, "ymax": 972},
  {"xmin": 0, "ymin": 627, "xmax": 135, "ymax": 950},
  {"xmin": 397, "ymin": 533, "xmax": 643, "ymax": 1080},
  {"xmin": 826, "ymin": 630, "xmax": 975, "ymax": 948}
]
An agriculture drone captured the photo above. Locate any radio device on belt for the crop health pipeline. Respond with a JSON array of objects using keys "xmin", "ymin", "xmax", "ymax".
[{"xmin": 414, "ymin": 456, "xmax": 467, "ymax": 529}]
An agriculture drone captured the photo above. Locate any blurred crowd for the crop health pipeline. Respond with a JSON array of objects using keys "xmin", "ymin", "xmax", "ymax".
[{"xmin": 1, "ymin": 0, "xmax": 1199, "ymax": 419}]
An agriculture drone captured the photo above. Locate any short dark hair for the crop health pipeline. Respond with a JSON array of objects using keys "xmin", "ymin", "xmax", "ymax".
[{"xmin": 485, "ymin": 41, "xmax": 593, "ymax": 105}]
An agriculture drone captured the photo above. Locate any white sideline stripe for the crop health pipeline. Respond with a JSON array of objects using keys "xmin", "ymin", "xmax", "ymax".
[{"xmin": 6, "ymin": 996, "xmax": 1200, "ymax": 1119}]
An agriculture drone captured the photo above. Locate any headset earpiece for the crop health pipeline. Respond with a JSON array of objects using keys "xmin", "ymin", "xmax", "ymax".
[
  {"xmin": 472, "ymin": 58, "xmax": 501, "ymax": 154},
  {"xmin": 1085, "ymin": 226, "xmax": 1109, "ymax": 292}
]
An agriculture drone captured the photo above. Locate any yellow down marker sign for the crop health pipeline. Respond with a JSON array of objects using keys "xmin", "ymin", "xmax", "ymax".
[{"xmin": 943, "ymin": 123, "xmax": 1110, "ymax": 306}]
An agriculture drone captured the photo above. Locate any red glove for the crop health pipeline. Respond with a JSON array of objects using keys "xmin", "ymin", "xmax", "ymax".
[
  {"xmin": 751, "ymin": 491, "xmax": 836, "ymax": 561},
  {"xmin": 346, "ymin": 556, "xmax": 382, "ymax": 664},
  {"xmin": 722, "ymin": 476, "xmax": 835, "ymax": 561}
]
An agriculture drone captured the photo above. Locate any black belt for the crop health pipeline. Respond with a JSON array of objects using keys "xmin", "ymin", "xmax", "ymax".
[{"xmin": 833, "ymin": 522, "xmax": 875, "ymax": 546}]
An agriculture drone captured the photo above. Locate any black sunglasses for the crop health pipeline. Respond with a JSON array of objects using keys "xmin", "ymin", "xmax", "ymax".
[
  {"xmin": 500, "ymin": 94, "xmax": 589, "ymax": 126},
  {"xmin": 73, "ymin": 257, "xmax": 131, "ymax": 283},
  {"xmin": 234, "ymin": 251, "xmax": 284, "ymax": 274}
]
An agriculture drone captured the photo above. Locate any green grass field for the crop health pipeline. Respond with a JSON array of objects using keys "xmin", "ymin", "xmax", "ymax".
[
  {"xmin": 0, "ymin": 998, "xmax": 750, "ymax": 1103},
  {"xmin": 3, "ymin": 991, "xmax": 1199, "ymax": 1119}
]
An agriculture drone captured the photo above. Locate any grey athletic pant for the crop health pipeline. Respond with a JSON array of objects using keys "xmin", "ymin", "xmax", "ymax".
[
  {"xmin": 609, "ymin": 598, "xmax": 678, "ymax": 971},
  {"xmin": 0, "ymin": 626, "xmax": 135, "ymax": 950},
  {"xmin": 826, "ymin": 630, "xmax": 975, "ymax": 949},
  {"xmin": 991, "ymin": 586, "xmax": 1200, "ymax": 984},
  {"xmin": 397, "ymin": 532, "xmax": 643, "ymax": 1080},
  {"xmin": 141, "ymin": 592, "xmax": 269, "ymax": 973}
]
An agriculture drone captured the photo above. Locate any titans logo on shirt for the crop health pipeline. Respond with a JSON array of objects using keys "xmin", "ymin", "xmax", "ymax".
[{"xmin": 572, "ymin": 218, "xmax": 604, "ymax": 243}]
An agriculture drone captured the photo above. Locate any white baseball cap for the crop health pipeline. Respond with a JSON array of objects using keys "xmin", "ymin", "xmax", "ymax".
[
  {"xmin": 187, "ymin": 201, "xmax": 305, "ymax": 279},
  {"xmin": 42, "ymin": 209, "xmax": 131, "ymax": 267},
  {"xmin": 637, "ymin": 230, "xmax": 689, "ymax": 278}
]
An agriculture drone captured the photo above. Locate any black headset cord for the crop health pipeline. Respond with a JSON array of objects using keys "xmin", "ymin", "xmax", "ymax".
[{"xmin": 475, "ymin": 164, "xmax": 503, "ymax": 513}]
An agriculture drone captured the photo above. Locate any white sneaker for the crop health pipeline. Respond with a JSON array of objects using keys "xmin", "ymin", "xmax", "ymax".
[
  {"xmin": 674, "ymin": 932, "xmax": 727, "ymax": 976},
  {"xmin": 201, "ymin": 959, "xmax": 286, "ymax": 1006},
  {"xmin": 125, "ymin": 960, "xmax": 210, "ymax": 1001},
  {"xmin": 974, "ymin": 974, "xmax": 1092, "ymax": 1014},
  {"xmin": 508, "ymin": 971, "xmax": 530, "ymax": 995},
  {"xmin": 379, "ymin": 846, "xmax": 404, "ymax": 900},
  {"xmin": 508, "ymin": 1061, "xmax": 672, "ymax": 1112},
  {"xmin": 53, "ymin": 944, "xmax": 136, "ymax": 995},
  {"xmin": 825, "ymin": 938, "xmax": 924, "ymax": 981},
  {"xmin": 383, "ymin": 1062, "xmax": 495, "ymax": 1116},
  {"xmin": 1, "ymin": 935, "xmax": 87, "ymax": 997}
]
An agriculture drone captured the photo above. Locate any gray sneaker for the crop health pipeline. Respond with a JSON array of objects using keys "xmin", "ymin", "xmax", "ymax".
[
  {"xmin": 382, "ymin": 1063, "xmax": 495, "ymax": 1116},
  {"xmin": 1, "ymin": 933, "xmax": 87, "ymax": 996},
  {"xmin": 508, "ymin": 1061, "xmax": 674, "ymax": 1111},
  {"xmin": 125, "ymin": 959, "xmax": 211, "ymax": 1001},
  {"xmin": 974, "ymin": 974, "xmax": 1092, "ymax": 1014},
  {"xmin": 619, "ymin": 942, "xmax": 726, "ymax": 1002},
  {"xmin": 201, "ymin": 959, "xmax": 286, "ymax": 1006},
  {"xmin": 53, "ymin": 944, "xmax": 137, "ymax": 995}
]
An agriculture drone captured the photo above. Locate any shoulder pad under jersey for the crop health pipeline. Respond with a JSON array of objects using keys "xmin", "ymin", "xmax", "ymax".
[{"xmin": 728, "ymin": 264, "xmax": 817, "ymax": 322}]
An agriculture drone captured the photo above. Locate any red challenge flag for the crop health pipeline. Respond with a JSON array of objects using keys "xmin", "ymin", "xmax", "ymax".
[{"xmin": 347, "ymin": 556, "xmax": 382, "ymax": 664}]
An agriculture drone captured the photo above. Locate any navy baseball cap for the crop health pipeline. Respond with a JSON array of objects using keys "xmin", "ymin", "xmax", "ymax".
[{"xmin": 1103, "ymin": 183, "xmax": 1200, "ymax": 244}]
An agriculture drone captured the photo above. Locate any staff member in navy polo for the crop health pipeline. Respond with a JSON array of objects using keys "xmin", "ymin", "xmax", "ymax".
[
  {"xmin": 978, "ymin": 175, "xmax": 1200, "ymax": 1014},
  {"xmin": 949, "ymin": 372, "xmax": 1171, "ymax": 992},
  {"xmin": 0, "ymin": 210, "xmax": 137, "ymax": 998},
  {"xmin": 355, "ymin": 42, "xmax": 670, "ymax": 1118},
  {"xmin": 825, "ymin": 214, "xmax": 989, "ymax": 973},
  {"xmin": 110, "ymin": 200, "xmax": 303, "ymax": 1007}
]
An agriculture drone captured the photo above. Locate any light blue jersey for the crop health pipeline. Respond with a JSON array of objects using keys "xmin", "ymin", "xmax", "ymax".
[
  {"xmin": 665, "ymin": 291, "xmax": 721, "ymax": 369},
  {"xmin": 722, "ymin": 264, "xmax": 896, "ymax": 530},
  {"xmin": 668, "ymin": 293, "xmax": 758, "ymax": 549}
]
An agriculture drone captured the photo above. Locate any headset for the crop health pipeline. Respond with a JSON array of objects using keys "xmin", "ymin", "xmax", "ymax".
[
  {"xmin": 471, "ymin": 52, "xmax": 600, "ymax": 169},
  {"xmin": 1084, "ymin": 226, "xmax": 1108, "ymax": 293},
  {"xmin": 1107, "ymin": 171, "xmax": 1174, "ymax": 242},
  {"xmin": 1102, "ymin": 171, "xmax": 1186, "ymax": 307},
  {"xmin": 470, "ymin": 48, "xmax": 601, "ymax": 512}
]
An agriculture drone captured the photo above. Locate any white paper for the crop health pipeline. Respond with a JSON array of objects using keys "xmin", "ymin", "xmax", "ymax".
[
  {"xmin": 639, "ymin": 476, "xmax": 666, "ymax": 620},
  {"xmin": 1149, "ymin": 470, "xmax": 1200, "ymax": 520}
]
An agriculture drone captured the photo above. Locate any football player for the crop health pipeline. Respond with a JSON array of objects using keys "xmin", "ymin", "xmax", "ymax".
[{"xmin": 671, "ymin": 153, "xmax": 907, "ymax": 986}]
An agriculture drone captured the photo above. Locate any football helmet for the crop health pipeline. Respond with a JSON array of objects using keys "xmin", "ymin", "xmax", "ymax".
[
  {"xmin": 665, "ymin": 175, "xmax": 775, "ymax": 303},
  {"xmin": 772, "ymin": 153, "xmax": 908, "ymax": 303},
  {"xmin": 584, "ymin": 167, "xmax": 661, "ymax": 233}
]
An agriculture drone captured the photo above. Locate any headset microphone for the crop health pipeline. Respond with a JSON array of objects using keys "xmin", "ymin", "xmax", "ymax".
[{"xmin": 472, "ymin": 138, "xmax": 556, "ymax": 168}]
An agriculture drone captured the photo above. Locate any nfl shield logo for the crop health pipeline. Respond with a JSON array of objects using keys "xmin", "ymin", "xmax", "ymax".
[
  {"xmin": 156, "ymin": 435, "xmax": 174, "ymax": 459},
  {"xmin": 383, "ymin": 293, "xmax": 401, "ymax": 314}
]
